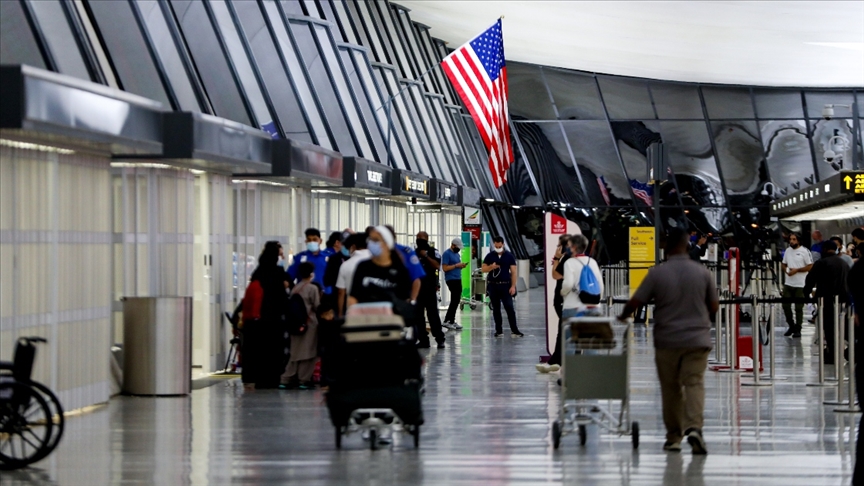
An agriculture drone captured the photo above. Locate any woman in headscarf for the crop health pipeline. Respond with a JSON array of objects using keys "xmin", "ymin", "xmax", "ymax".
[
  {"xmin": 242, "ymin": 241, "xmax": 290, "ymax": 389},
  {"xmin": 348, "ymin": 226, "xmax": 412, "ymax": 307}
]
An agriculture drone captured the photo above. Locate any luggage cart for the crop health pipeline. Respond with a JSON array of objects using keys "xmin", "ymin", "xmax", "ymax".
[
  {"xmin": 460, "ymin": 272, "xmax": 489, "ymax": 310},
  {"xmin": 551, "ymin": 316, "xmax": 639, "ymax": 450}
]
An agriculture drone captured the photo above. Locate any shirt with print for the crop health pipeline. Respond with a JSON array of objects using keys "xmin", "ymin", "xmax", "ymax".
[
  {"xmin": 395, "ymin": 243, "xmax": 426, "ymax": 282},
  {"xmin": 442, "ymin": 248, "xmax": 463, "ymax": 281},
  {"xmin": 349, "ymin": 259, "xmax": 412, "ymax": 303},
  {"xmin": 782, "ymin": 245, "xmax": 813, "ymax": 288},
  {"xmin": 483, "ymin": 250, "xmax": 517, "ymax": 284}
]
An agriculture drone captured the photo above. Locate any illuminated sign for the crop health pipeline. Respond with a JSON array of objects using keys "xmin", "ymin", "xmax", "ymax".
[
  {"xmin": 405, "ymin": 176, "xmax": 428, "ymax": 194},
  {"xmin": 444, "ymin": 187, "xmax": 451, "ymax": 198},
  {"xmin": 842, "ymin": 172, "xmax": 864, "ymax": 195},
  {"xmin": 367, "ymin": 170, "xmax": 383, "ymax": 184}
]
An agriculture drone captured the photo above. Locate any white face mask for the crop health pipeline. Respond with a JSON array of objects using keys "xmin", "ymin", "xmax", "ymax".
[{"xmin": 494, "ymin": 246, "xmax": 504, "ymax": 253}]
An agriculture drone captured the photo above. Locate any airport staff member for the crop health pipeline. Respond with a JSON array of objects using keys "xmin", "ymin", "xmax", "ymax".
[
  {"xmin": 619, "ymin": 228, "xmax": 718, "ymax": 455},
  {"xmin": 287, "ymin": 228, "xmax": 329, "ymax": 290},
  {"xmin": 481, "ymin": 236, "xmax": 523, "ymax": 337},
  {"xmin": 781, "ymin": 232, "xmax": 813, "ymax": 338}
]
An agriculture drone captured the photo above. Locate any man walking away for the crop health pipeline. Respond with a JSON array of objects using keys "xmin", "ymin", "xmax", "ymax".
[
  {"xmin": 442, "ymin": 238, "xmax": 467, "ymax": 330},
  {"xmin": 482, "ymin": 236, "xmax": 523, "ymax": 337},
  {"xmin": 781, "ymin": 232, "xmax": 813, "ymax": 338},
  {"xmin": 619, "ymin": 228, "xmax": 718, "ymax": 455},
  {"xmin": 831, "ymin": 236, "xmax": 854, "ymax": 268},
  {"xmin": 803, "ymin": 240, "xmax": 849, "ymax": 365},
  {"xmin": 415, "ymin": 231, "xmax": 446, "ymax": 349}
]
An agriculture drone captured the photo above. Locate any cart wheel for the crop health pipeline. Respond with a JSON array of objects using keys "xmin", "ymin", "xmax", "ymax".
[
  {"xmin": 335, "ymin": 427, "xmax": 342, "ymax": 449},
  {"xmin": 578, "ymin": 424, "xmax": 587, "ymax": 446},
  {"xmin": 552, "ymin": 421, "xmax": 561, "ymax": 450},
  {"xmin": 369, "ymin": 429, "xmax": 377, "ymax": 451},
  {"xmin": 412, "ymin": 426, "xmax": 420, "ymax": 448},
  {"xmin": 470, "ymin": 304, "xmax": 477, "ymax": 310},
  {"xmin": 631, "ymin": 422, "xmax": 640, "ymax": 450}
]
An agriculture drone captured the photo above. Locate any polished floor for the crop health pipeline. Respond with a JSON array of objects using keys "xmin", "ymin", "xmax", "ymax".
[{"xmin": 2, "ymin": 289, "xmax": 858, "ymax": 485}]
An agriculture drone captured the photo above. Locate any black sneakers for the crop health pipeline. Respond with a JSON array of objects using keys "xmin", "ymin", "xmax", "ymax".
[
  {"xmin": 784, "ymin": 328, "xmax": 794, "ymax": 337},
  {"xmin": 494, "ymin": 332, "xmax": 504, "ymax": 337},
  {"xmin": 685, "ymin": 428, "xmax": 707, "ymax": 455}
]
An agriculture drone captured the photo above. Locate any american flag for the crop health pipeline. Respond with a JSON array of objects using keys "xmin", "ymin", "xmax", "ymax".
[
  {"xmin": 629, "ymin": 179, "xmax": 654, "ymax": 206},
  {"xmin": 441, "ymin": 20, "xmax": 513, "ymax": 188},
  {"xmin": 597, "ymin": 176, "xmax": 611, "ymax": 205}
]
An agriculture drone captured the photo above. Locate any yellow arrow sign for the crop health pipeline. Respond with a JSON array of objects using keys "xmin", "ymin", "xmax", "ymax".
[{"xmin": 845, "ymin": 175, "xmax": 853, "ymax": 190}]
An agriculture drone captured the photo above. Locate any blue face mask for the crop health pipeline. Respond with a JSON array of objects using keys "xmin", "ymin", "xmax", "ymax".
[
  {"xmin": 307, "ymin": 242, "xmax": 320, "ymax": 253},
  {"xmin": 340, "ymin": 247, "xmax": 350, "ymax": 257},
  {"xmin": 367, "ymin": 240, "xmax": 383, "ymax": 257}
]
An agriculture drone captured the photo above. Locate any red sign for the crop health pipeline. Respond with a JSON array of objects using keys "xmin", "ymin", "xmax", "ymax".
[
  {"xmin": 464, "ymin": 226, "xmax": 481, "ymax": 240},
  {"xmin": 550, "ymin": 213, "xmax": 566, "ymax": 234}
]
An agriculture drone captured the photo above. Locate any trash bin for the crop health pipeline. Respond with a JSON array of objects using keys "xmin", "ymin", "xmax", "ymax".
[{"xmin": 122, "ymin": 297, "xmax": 192, "ymax": 396}]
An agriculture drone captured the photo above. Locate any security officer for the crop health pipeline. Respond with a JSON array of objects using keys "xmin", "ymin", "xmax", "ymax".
[{"xmin": 415, "ymin": 231, "xmax": 446, "ymax": 349}]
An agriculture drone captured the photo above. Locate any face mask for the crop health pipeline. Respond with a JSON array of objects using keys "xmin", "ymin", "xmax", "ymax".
[
  {"xmin": 416, "ymin": 238, "xmax": 426, "ymax": 248},
  {"xmin": 277, "ymin": 257, "xmax": 286, "ymax": 269},
  {"xmin": 563, "ymin": 247, "xmax": 571, "ymax": 255},
  {"xmin": 494, "ymin": 246, "xmax": 504, "ymax": 253},
  {"xmin": 368, "ymin": 240, "xmax": 383, "ymax": 257},
  {"xmin": 341, "ymin": 247, "xmax": 350, "ymax": 257},
  {"xmin": 307, "ymin": 242, "xmax": 320, "ymax": 253}
]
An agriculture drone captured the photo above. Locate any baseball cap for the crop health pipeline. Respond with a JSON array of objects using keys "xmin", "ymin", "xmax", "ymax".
[{"xmin": 451, "ymin": 238, "xmax": 464, "ymax": 249}]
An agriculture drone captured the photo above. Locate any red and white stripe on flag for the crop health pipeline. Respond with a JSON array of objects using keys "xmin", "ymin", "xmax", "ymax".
[{"xmin": 440, "ymin": 20, "xmax": 514, "ymax": 188}]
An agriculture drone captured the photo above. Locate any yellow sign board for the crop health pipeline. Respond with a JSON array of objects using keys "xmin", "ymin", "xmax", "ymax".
[
  {"xmin": 842, "ymin": 172, "xmax": 864, "ymax": 194},
  {"xmin": 629, "ymin": 227, "xmax": 655, "ymax": 296}
]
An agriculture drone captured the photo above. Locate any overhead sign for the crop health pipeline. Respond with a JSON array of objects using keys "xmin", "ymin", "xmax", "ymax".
[
  {"xmin": 464, "ymin": 207, "xmax": 482, "ymax": 226},
  {"xmin": 342, "ymin": 157, "xmax": 392, "ymax": 193},
  {"xmin": 463, "ymin": 225, "xmax": 481, "ymax": 240},
  {"xmin": 391, "ymin": 169, "xmax": 431, "ymax": 199},
  {"xmin": 842, "ymin": 172, "xmax": 864, "ymax": 194},
  {"xmin": 408, "ymin": 204, "xmax": 441, "ymax": 214},
  {"xmin": 629, "ymin": 227, "xmax": 655, "ymax": 296},
  {"xmin": 431, "ymin": 179, "xmax": 459, "ymax": 205},
  {"xmin": 544, "ymin": 212, "xmax": 582, "ymax": 357}
]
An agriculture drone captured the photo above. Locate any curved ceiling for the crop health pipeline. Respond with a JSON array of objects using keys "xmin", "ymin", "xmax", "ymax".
[{"xmin": 399, "ymin": 1, "xmax": 864, "ymax": 87}]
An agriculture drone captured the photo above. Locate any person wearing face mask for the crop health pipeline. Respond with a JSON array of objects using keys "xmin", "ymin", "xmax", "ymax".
[
  {"xmin": 280, "ymin": 262, "xmax": 321, "ymax": 390},
  {"xmin": 482, "ymin": 236, "xmax": 523, "ymax": 337},
  {"xmin": 288, "ymin": 228, "xmax": 329, "ymax": 291},
  {"xmin": 322, "ymin": 232, "xmax": 348, "ymax": 310},
  {"xmin": 442, "ymin": 238, "xmax": 467, "ymax": 329},
  {"xmin": 348, "ymin": 227, "xmax": 412, "ymax": 307},
  {"xmin": 335, "ymin": 233, "xmax": 371, "ymax": 318},
  {"xmin": 415, "ymin": 231, "xmax": 446, "ymax": 349},
  {"xmin": 781, "ymin": 232, "xmax": 814, "ymax": 338}
]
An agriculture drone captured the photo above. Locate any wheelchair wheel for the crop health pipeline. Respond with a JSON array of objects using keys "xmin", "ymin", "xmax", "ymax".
[
  {"xmin": 0, "ymin": 381, "xmax": 54, "ymax": 470},
  {"xmin": 29, "ymin": 381, "xmax": 64, "ymax": 461}
]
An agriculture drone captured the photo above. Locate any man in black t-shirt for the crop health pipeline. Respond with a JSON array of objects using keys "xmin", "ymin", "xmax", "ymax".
[
  {"xmin": 482, "ymin": 236, "xmax": 523, "ymax": 337},
  {"xmin": 415, "ymin": 231, "xmax": 446, "ymax": 349}
]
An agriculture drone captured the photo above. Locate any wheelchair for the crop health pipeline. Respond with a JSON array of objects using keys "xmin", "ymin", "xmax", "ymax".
[{"xmin": 0, "ymin": 337, "xmax": 65, "ymax": 470}]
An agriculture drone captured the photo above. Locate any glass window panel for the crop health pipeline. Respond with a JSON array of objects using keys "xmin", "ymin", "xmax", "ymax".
[
  {"xmin": 210, "ymin": 0, "xmax": 272, "ymax": 128},
  {"xmin": 418, "ymin": 93, "xmax": 453, "ymax": 181},
  {"xmin": 280, "ymin": 0, "xmax": 305, "ymax": 16},
  {"xmin": 399, "ymin": 83, "xmax": 436, "ymax": 176},
  {"xmin": 289, "ymin": 19, "xmax": 358, "ymax": 155},
  {"xmin": 752, "ymin": 89, "xmax": 803, "ymax": 119},
  {"xmin": 702, "ymin": 87, "xmax": 755, "ymax": 119},
  {"xmin": 302, "ymin": 0, "xmax": 321, "ymax": 18},
  {"xmin": 544, "ymin": 68, "xmax": 605, "ymax": 120},
  {"xmin": 0, "ymin": 0, "xmax": 46, "ymax": 68},
  {"xmin": 429, "ymin": 96, "xmax": 466, "ymax": 185},
  {"xmin": 87, "ymin": 1, "xmax": 171, "ymax": 106},
  {"xmin": 391, "ymin": 8, "xmax": 421, "ymax": 80},
  {"xmin": 609, "ymin": 120, "xmax": 661, "ymax": 182},
  {"xmin": 370, "ymin": 1, "xmax": 405, "ymax": 74},
  {"xmin": 805, "ymin": 91, "xmax": 857, "ymax": 119},
  {"xmin": 313, "ymin": 23, "xmax": 374, "ymax": 158},
  {"xmin": 354, "ymin": 53, "xmax": 407, "ymax": 168},
  {"xmin": 710, "ymin": 121, "xmax": 762, "ymax": 194},
  {"xmin": 170, "ymin": 0, "xmax": 251, "ymax": 125},
  {"xmin": 858, "ymin": 91, "xmax": 863, "ymax": 117},
  {"xmin": 417, "ymin": 28, "xmax": 448, "ymax": 99},
  {"xmin": 506, "ymin": 63, "xmax": 557, "ymax": 120},
  {"xmin": 354, "ymin": 1, "xmax": 389, "ymax": 63},
  {"xmin": 760, "ymin": 120, "xmax": 811, "ymax": 192},
  {"xmin": 656, "ymin": 121, "xmax": 721, "ymax": 192},
  {"xmin": 330, "ymin": 0, "xmax": 358, "ymax": 44},
  {"xmin": 649, "ymin": 83, "xmax": 704, "ymax": 120},
  {"xmin": 373, "ymin": 65, "xmax": 418, "ymax": 169},
  {"xmin": 137, "ymin": 1, "xmax": 202, "ymax": 112},
  {"xmin": 340, "ymin": 47, "xmax": 388, "ymax": 162},
  {"xmin": 27, "ymin": 0, "xmax": 91, "ymax": 80},
  {"xmin": 597, "ymin": 77, "xmax": 654, "ymax": 120},
  {"xmin": 810, "ymin": 117, "xmax": 855, "ymax": 179},
  {"xmin": 261, "ymin": 0, "xmax": 330, "ymax": 147},
  {"xmin": 316, "ymin": 0, "xmax": 337, "ymax": 25},
  {"xmin": 233, "ymin": 0, "xmax": 314, "ymax": 142},
  {"xmin": 547, "ymin": 121, "xmax": 625, "ymax": 198}
]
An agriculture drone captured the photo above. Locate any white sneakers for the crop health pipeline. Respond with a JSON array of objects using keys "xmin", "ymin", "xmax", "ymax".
[
  {"xmin": 535, "ymin": 363, "xmax": 561, "ymax": 373},
  {"xmin": 443, "ymin": 321, "xmax": 463, "ymax": 330}
]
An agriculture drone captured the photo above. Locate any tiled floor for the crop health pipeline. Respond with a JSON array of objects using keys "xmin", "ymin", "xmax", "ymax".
[{"xmin": 2, "ymin": 289, "xmax": 857, "ymax": 485}]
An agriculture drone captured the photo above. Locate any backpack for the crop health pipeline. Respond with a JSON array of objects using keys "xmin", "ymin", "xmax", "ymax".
[
  {"xmin": 287, "ymin": 284, "xmax": 310, "ymax": 335},
  {"xmin": 576, "ymin": 257, "xmax": 602, "ymax": 304},
  {"xmin": 241, "ymin": 280, "xmax": 264, "ymax": 320}
]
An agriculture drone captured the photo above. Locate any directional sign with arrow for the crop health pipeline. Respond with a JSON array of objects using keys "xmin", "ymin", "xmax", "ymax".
[{"xmin": 842, "ymin": 171, "xmax": 864, "ymax": 195}]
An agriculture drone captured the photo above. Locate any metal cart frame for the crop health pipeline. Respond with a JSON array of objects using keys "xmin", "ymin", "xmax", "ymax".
[
  {"xmin": 551, "ymin": 316, "xmax": 639, "ymax": 449},
  {"xmin": 460, "ymin": 273, "xmax": 490, "ymax": 310}
]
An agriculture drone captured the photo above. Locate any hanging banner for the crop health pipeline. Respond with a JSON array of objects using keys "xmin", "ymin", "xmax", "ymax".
[
  {"xmin": 544, "ymin": 212, "xmax": 582, "ymax": 356},
  {"xmin": 461, "ymin": 231, "xmax": 472, "ymax": 300},
  {"xmin": 464, "ymin": 206, "xmax": 482, "ymax": 226},
  {"xmin": 628, "ymin": 227, "xmax": 655, "ymax": 296}
]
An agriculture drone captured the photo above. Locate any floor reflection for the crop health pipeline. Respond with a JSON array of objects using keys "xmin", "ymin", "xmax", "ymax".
[{"xmin": 2, "ymin": 288, "xmax": 855, "ymax": 485}]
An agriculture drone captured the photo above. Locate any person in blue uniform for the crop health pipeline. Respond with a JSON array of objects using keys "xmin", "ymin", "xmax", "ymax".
[
  {"xmin": 288, "ymin": 228, "xmax": 329, "ymax": 291},
  {"xmin": 482, "ymin": 236, "xmax": 523, "ymax": 337}
]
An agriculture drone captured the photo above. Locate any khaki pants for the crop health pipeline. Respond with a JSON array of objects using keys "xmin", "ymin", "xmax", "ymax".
[
  {"xmin": 655, "ymin": 347, "xmax": 711, "ymax": 443},
  {"xmin": 281, "ymin": 358, "xmax": 317, "ymax": 384}
]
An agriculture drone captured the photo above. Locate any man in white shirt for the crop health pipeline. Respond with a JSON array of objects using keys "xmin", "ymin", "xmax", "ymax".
[
  {"xmin": 781, "ymin": 232, "xmax": 814, "ymax": 337},
  {"xmin": 335, "ymin": 233, "xmax": 372, "ymax": 318}
]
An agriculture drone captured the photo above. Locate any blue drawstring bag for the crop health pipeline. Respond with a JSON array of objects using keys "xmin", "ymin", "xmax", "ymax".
[{"xmin": 577, "ymin": 257, "xmax": 601, "ymax": 304}]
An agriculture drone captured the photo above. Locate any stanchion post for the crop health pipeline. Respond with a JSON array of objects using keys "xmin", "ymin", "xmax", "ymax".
[
  {"xmin": 713, "ymin": 288, "xmax": 723, "ymax": 364},
  {"xmin": 807, "ymin": 297, "xmax": 831, "ymax": 387},
  {"xmin": 835, "ymin": 306, "xmax": 859, "ymax": 413},
  {"xmin": 744, "ymin": 283, "xmax": 771, "ymax": 386},
  {"xmin": 825, "ymin": 297, "xmax": 848, "ymax": 405},
  {"xmin": 728, "ymin": 294, "xmax": 737, "ymax": 369}
]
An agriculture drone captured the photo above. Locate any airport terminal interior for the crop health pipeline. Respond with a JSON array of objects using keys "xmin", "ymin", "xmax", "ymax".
[{"xmin": 0, "ymin": 0, "xmax": 863, "ymax": 484}]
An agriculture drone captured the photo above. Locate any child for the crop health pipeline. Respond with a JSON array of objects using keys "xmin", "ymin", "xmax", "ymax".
[{"xmin": 280, "ymin": 262, "xmax": 320, "ymax": 390}]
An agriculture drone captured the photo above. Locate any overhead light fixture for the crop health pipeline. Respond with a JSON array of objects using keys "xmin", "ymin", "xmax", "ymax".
[
  {"xmin": 484, "ymin": 198, "xmax": 495, "ymax": 202},
  {"xmin": 1, "ymin": 139, "xmax": 75, "ymax": 154},
  {"xmin": 232, "ymin": 179, "xmax": 287, "ymax": 187},
  {"xmin": 512, "ymin": 205, "xmax": 521, "ymax": 209},
  {"xmin": 111, "ymin": 162, "xmax": 172, "ymax": 170}
]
